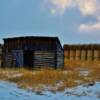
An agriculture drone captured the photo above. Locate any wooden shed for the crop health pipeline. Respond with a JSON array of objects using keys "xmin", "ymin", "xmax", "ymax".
[{"xmin": 3, "ymin": 36, "xmax": 63, "ymax": 69}]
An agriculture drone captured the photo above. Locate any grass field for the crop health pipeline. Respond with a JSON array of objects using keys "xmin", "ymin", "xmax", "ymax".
[
  {"xmin": 0, "ymin": 61, "xmax": 100, "ymax": 91},
  {"xmin": 0, "ymin": 61, "xmax": 100, "ymax": 92},
  {"xmin": 64, "ymin": 60, "xmax": 100, "ymax": 69}
]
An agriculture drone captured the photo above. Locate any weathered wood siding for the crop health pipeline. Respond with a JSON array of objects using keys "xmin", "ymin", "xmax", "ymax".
[
  {"xmin": 0, "ymin": 45, "xmax": 2, "ymax": 67},
  {"xmin": 64, "ymin": 50, "xmax": 69, "ymax": 60},
  {"xmin": 69, "ymin": 50, "xmax": 75, "ymax": 60},
  {"xmin": 64, "ymin": 45, "xmax": 100, "ymax": 63},
  {"xmin": 33, "ymin": 51, "xmax": 55, "ymax": 68},
  {"xmin": 12, "ymin": 50, "xmax": 23, "ymax": 67},
  {"xmin": 94, "ymin": 50, "xmax": 100, "ymax": 61},
  {"xmin": 4, "ymin": 52, "xmax": 13, "ymax": 67},
  {"xmin": 81, "ymin": 50, "xmax": 87, "ymax": 61},
  {"xmin": 87, "ymin": 50, "xmax": 93, "ymax": 61},
  {"xmin": 75, "ymin": 50, "xmax": 81, "ymax": 60},
  {"xmin": 56, "ymin": 42, "xmax": 63, "ymax": 68}
]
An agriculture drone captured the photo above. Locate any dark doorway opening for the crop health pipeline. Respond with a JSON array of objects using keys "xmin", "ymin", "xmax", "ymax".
[{"xmin": 24, "ymin": 50, "xmax": 33, "ymax": 69}]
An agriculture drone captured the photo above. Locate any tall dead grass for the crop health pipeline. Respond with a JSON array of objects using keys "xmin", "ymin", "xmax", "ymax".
[
  {"xmin": 0, "ymin": 64, "xmax": 99, "ymax": 92},
  {"xmin": 0, "ymin": 68, "xmax": 83, "ymax": 91},
  {"xmin": 64, "ymin": 60, "xmax": 100, "ymax": 70}
]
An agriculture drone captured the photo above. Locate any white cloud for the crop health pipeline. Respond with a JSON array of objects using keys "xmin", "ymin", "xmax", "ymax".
[
  {"xmin": 76, "ymin": 0, "xmax": 97, "ymax": 16},
  {"xmin": 48, "ymin": 0, "xmax": 99, "ymax": 16},
  {"xmin": 77, "ymin": 0, "xmax": 100, "ymax": 32},
  {"xmin": 79, "ymin": 22, "xmax": 100, "ymax": 32},
  {"xmin": 47, "ymin": 0, "xmax": 100, "ymax": 32},
  {"xmin": 49, "ymin": 0, "xmax": 72, "ymax": 15}
]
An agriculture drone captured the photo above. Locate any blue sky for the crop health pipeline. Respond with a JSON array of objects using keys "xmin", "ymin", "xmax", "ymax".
[{"xmin": 0, "ymin": 0, "xmax": 100, "ymax": 45}]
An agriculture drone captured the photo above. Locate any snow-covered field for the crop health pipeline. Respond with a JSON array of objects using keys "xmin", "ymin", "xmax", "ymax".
[{"xmin": 0, "ymin": 81, "xmax": 100, "ymax": 100}]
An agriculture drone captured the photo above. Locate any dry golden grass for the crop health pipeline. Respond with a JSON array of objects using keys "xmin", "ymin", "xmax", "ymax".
[
  {"xmin": 0, "ymin": 68, "xmax": 83, "ymax": 91},
  {"xmin": 64, "ymin": 60, "xmax": 100, "ymax": 70},
  {"xmin": 64, "ymin": 60, "xmax": 100, "ymax": 84},
  {"xmin": 0, "ymin": 62, "xmax": 99, "ymax": 92}
]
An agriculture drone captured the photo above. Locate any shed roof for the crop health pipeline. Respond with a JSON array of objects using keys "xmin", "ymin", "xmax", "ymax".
[
  {"xmin": 4, "ymin": 36, "xmax": 58, "ymax": 40},
  {"xmin": 3, "ymin": 36, "xmax": 63, "ymax": 49}
]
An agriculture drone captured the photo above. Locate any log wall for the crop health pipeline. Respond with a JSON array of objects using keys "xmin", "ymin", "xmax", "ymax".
[
  {"xmin": 33, "ymin": 51, "xmax": 55, "ymax": 68},
  {"xmin": 69, "ymin": 50, "xmax": 75, "ymax": 60},
  {"xmin": 4, "ymin": 52, "xmax": 13, "ymax": 67},
  {"xmin": 56, "ymin": 42, "xmax": 64, "ymax": 68},
  {"xmin": 64, "ymin": 45, "xmax": 100, "ymax": 63},
  {"xmin": 94, "ymin": 50, "xmax": 100, "ymax": 61},
  {"xmin": 81, "ymin": 50, "xmax": 87, "ymax": 61},
  {"xmin": 87, "ymin": 50, "xmax": 93, "ymax": 61},
  {"xmin": 75, "ymin": 50, "xmax": 81, "ymax": 60},
  {"xmin": 64, "ymin": 49, "xmax": 100, "ymax": 61}
]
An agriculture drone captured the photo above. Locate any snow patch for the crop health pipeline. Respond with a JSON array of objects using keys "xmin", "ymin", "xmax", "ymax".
[{"xmin": 0, "ymin": 81, "xmax": 100, "ymax": 100}]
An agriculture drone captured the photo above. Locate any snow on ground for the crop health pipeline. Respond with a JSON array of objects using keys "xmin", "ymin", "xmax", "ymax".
[{"xmin": 0, "ymin": 81, "xmax": 100, "ymax": 100}]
